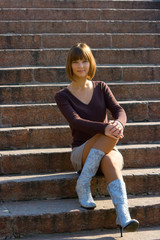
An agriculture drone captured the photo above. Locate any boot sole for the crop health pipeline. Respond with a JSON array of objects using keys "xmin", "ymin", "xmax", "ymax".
[
  {"xmin": 124, "ymin": 221, "xmax": 139, "ymax": 232},
  {"xmin": 81, "ymin": 204, "xmax": 96, "ymax": 209}
]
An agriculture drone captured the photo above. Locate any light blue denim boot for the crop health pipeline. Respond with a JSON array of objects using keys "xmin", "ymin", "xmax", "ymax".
[
  {"xmin": 76, "ymin": 148, "xmax": 105, "ymax": 209},
  {"xmin": 107, "ymin": 178, "xmax": 139, "ymax": 237}
]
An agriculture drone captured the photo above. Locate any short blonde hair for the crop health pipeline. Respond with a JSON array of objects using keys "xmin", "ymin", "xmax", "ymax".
[{"xmin": 66, "ymin": 43, "xmax": 96, "ymax": 81}]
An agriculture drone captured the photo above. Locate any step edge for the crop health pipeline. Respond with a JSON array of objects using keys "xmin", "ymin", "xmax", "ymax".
[{"xmin": 0, "ymin": 167, "xmax": 159, "ymax": 183}]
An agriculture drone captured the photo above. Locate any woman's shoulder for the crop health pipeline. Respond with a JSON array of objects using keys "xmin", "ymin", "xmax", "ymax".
[
  {"xmin": 93, "ymin": 80, "xmax": 108, "ymax": 89},
  {"xmin": 54, "ymin": 87, "xmax": 69, "ymax": 101},
  {"xmin": 55, "ymin": 86, "xmax": 70, "ymax": 96}
]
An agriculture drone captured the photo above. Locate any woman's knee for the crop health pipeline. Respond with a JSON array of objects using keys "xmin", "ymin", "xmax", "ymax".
[
  {"xmin": 93, "ymin": 134, "xmax": 119, "ymax": 154},
  {"xmin": 101, "ymin": 150, "xmax": 123, "ymax": 171},
  {"xmin": 82, "ymin": 133, "xmax": 119, "ymax": 165}
]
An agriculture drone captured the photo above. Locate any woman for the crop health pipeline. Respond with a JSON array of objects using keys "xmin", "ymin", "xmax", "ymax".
[{"xmin": 55, "ymin": 43, "xmax": 139, "ymax": 237}]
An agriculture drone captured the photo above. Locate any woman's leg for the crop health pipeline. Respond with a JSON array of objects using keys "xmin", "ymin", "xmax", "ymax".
[
  {"xmin": 76, "ymin": 147, "xmax": 105, "ymax": 208},
  {"xmin": 82, "ymin": 133, "xmax": 123, "ymax": 185},
  {"xmin": 82, "ymin": 134, "xmax": 139, "ymax": 236},
  {"xmin": 76, "ymin": 134, "xmax": 118, "ymax": 209},
  {"xmin": 100, "ymin": 150, "xmax": 123, "ymax": 185},
  {"xmin": 107, "ymin": 178, "xmax": 139, "ymax": 237}
]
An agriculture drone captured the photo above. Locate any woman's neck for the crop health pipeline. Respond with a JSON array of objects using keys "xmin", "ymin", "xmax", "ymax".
[{"xmin": 70, "ymin": 78, "xmax": 90, "ymax": 90}]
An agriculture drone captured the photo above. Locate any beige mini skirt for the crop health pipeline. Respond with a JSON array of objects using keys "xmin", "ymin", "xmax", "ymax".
[
  {"xmin": 70, "ymin": 141, "xmax": 87, "ymax": 172},
  {"xmin": 70, "ymin": 141, "xmax": 123, "ymax": 172}
]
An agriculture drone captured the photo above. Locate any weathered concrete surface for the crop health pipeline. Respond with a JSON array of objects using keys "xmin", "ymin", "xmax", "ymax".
[
  {"xmin": 0, "ymin": 195, "xmax": 159, "ymax": 239},
  {"xmin": 19, "ymin": 226, "xmax": 160, "ymax": 240}
]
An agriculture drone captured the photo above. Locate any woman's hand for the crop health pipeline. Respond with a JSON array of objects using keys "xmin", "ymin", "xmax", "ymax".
[{"xmin": 105, "ymin": 120, "xmax": 124, "ymax": 139}]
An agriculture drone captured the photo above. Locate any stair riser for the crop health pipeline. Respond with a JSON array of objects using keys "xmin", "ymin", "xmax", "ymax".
[
  {"xmin": 0, "ymin": 83, "xmax": 159, "ymax": 104},
  {"xmin": 1, "ymin": 0, "xmax": 160, "ymax": 9},
  {"xmin": 0, "ymin": 216, "xmax": 12, "ymax": 239},
  {"xmin": 0, "ymin": 67, "xmax": 160, "ymax": 85},
  {"xmin": 0, "ymin": 151, "xmax": 72, "ymax": 175},
  {"xmin": 0, "ymin": 146, "xmax": 159, "ymax": 175},
  {"xmin": 110, "ymin": 101, "xmax": 160, "ymax": 122},
  {"xmin": 97, "ymin": 174, "xmax": 160, "ymax": 196},
  {"xmin": 0, "ymin": 9, "xmax": 160, "ymax": 21},
  {"xmin": 102, "ymin": 83, "xmax": 160, "ymax": 101},
  {"xmin": 0, "ymin": 85, "xmax": 60, "ymax": 104},
  {"xmin": 1, "ymin": 34, "xmax": 160, "ymax": 49},
  {"xmin": 0, "ymin": 173, "xmax": 159, "ymax": 201},
  {"xmin": 1, "ymin": 204, "xmax": 160, "ymax": 238},
  {"xmin": 1, "ymin": 49, "xmax": 160, "ymax": 67},
  {"xmin": 120, "ymin": 146, "xmax": 160, "ymax": 168},
  {"xmin": 122, "ymin": 124, "xmax": 160, "ymax": 145},
  {"xmin": 0, "ymin": 21, "xmax": 159, "ymax": 34},
  {"xmin": 0, "ymin": 105, "xmax": 67, "ymax": 127},
  {"xmin": 0, "ymin": 101, "xmax": 159, "ymax": 127},
  {"xmin": 0, "ymin": 124, "xmax": 159, "ymax": 150}
]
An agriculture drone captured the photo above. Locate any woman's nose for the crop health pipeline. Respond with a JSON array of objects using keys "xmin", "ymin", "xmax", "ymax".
[{"xmin": 78, "ymin": 62, "xmax": 83, "ymax": 67}]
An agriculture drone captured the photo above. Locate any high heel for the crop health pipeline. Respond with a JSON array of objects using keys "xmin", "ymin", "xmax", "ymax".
[
  {"xmin": 118, "ymin": 219, "xmax": 139, "ymax": 237},
  {"xmin": 119, "ymin": 225, "xmax": 123, "ymax": 237}
]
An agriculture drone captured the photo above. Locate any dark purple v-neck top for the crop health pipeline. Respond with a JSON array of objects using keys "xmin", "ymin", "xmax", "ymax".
[{"xmin": 55, "ymin": 81, "xmax": 127, "ymax": 148}]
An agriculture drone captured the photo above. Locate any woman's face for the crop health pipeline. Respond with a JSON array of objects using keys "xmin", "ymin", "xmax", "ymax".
[{"xmin": 71, "ymin": 59, "xmax": 90, "ymax": 80}]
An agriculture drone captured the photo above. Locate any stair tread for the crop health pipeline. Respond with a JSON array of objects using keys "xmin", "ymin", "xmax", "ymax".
[
  {"xmin": 0, "ymin": 99, "xmax": 160, "ymax": 107},
  {"xmin": 1, "ymin": 32, "xmax": 160, "ymax": 36},
  {"xmin": 0, "ymin": 143, "xmax": 160, "ymax": 155},
  {"xmin": 1, "ymin": 194, "xmax": 160, "ymax": 217},
  {"xmin": 0, "ymin": 81, "xmax": 159, "ymax": 87},
  {"xmin": 1, "ymin": 19, "xmax": 160, "ymax": 22},
  {"xmin": 14, "ymin": 226, "xmax": 160, "ymax": 240},
  {"xmin": 0, "ymin": 167, "xmax": 159, "ymax": 183},
  {"xmin": 0, "ymin": 147, "xmax": 71, "ymax": 155},
  {"xmin": 0, "ymin": 121, "xmax": 159, "ymax": 130},
  {"xmin": 1, "ymin": 7, "xmax": 160, "ymax": 10},
  {"xmin": 1, "ymin": 47, "xmax": 160, "ymax": 50},
  {"xmin": 0, "ymin": 64, "xmax": 159, "ymax": 70}
]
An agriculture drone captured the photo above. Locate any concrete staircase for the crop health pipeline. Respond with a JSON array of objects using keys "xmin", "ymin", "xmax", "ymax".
[{"xmin": 0, "ymin": 0, "xmax": 160, "ymax": 238}]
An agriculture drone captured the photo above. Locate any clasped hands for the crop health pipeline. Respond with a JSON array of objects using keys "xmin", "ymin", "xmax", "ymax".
[{"xmin": 105, "ymin": 120, "xmax": 124, "ymax": 140}]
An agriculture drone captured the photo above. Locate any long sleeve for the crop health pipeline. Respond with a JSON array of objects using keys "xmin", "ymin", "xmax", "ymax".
[
  {"xmin": 55, "ymin": 90, "xmax": 108, "ymax": 136},
  {"xmin": 103, "ymin": 83, "xmax": 127, "ymax": 127}
]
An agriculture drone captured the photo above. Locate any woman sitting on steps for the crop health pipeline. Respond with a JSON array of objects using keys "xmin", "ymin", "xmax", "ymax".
[{"xmin": 55, "ymin": 42, "xmax": 139, "ymax": 237}]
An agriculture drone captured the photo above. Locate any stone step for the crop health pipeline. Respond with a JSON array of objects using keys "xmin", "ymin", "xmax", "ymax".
[
  {"xmin": 0, "ymin": 100, "xmax": 159, "ymax": 128},
  {"xmin": 0, "ymin": 20, "xmax": 159, "ymax": 34},
  {"xmin": 0, "ymin": 33, "xmax": 160, "ymax": 49},
  {"xmin": 1, "ymin": 195, "xmax": 159, "ymax": 239},
  {"xmin": 0, "ymin": 65, "xmax": 160, "ymax": 85},
  {"xmin": 0, "ymin": 48, "xmax": 160, "ymax": 67},
  {"xmin": 0, "ymin": 0, "xmax": 160, "ymax": 9},
  {"xmin": 0, "ymin": 168, "xmax": 159, "ymax": 201},
  {"xmin": 0, "ymin": 82, "xmax": 159, "ymax": 104},
  {"xmin": 0, "ymin": 9, "xmax": 160, "ymax": 21},
  {"xmin": 13, "ymin": 226, "xmax": 160, "ymax": 240},
  {"xmin": 0, "ymin": 144, "xmax": 159, "ymax": 175},
  {"xmin": 0, "ymin": 122, "xmax": 159, "ymax": 150}
]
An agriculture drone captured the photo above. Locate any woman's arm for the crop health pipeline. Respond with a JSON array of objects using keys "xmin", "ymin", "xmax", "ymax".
[{"xmin": 103, "ymin": 83, "xmax": 127, "ymax": 128}]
